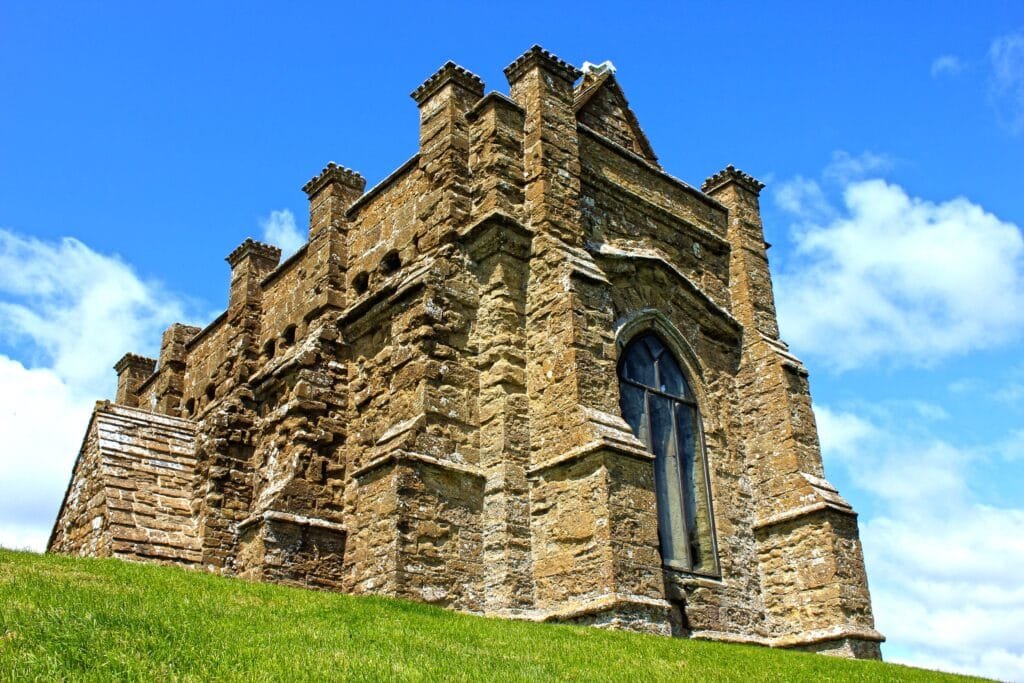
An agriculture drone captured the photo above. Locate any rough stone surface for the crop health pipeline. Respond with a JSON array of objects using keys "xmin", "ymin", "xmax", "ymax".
[{"xmin": 49, "ymin": 46, "xmax": 883, "ymax": 658}]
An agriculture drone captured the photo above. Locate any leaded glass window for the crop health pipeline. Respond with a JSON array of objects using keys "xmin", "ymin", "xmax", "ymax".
[{"xmin": 618, "ymin": 332, "xmax": 718, "ymax": 574}]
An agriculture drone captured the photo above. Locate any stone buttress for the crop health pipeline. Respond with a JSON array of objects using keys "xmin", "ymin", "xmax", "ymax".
[{"xmin": 49, "ymin": 46, "xmax": 882, "ymax": 659}]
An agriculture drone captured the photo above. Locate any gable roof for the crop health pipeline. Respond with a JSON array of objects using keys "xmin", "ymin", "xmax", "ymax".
[{"xmin": 574, "ymin": 71, "xmax": 659, "ymax": 167}]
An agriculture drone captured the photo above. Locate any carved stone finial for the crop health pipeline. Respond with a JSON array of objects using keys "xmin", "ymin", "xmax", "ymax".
[
  {"xmin": 504, "ymin": 45, "xmax": 582, "ymax": 85},
  {"xmin": 701, "ymin": 164, "xmax": 766, "ymax": 196},
  {"xmin": 301, "ymin": 162, "xmax": 366, "ymax": 198},
  {"xmin": 410, "ymin": 61, "xmax": 485, "ymax": 105},
  {"xmin": 225, "ymin": 238, "xmax": 282, "ymax": 268}
]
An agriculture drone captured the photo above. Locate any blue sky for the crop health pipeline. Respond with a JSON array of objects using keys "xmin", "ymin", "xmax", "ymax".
[{"xmin": 1, "ymin": 2, "xmax": 1022, "ymax": 679}]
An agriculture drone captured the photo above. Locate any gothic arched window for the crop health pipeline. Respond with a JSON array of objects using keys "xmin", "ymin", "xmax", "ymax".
[{"xmin": 618, "ymin": 332, "xmax": 718, "ymax": 575}]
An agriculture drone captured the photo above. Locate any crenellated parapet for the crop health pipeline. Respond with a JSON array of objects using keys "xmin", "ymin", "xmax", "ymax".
[
  {"xmin": 702, "ymin": 164, "xmax": 766, "ymax": 196},
  {"xmin": 504, "ymin": 45, "xmax": 582, "ymax": 85},
  {"xmin": 410, "ymin": 60, "xmax": 484, "ymax": 105},
  {"xmin": 226, "ymin": 238, "xmax": 282, "ymax": 270},
  {"xmin": 114, "ymin": 353, "xmax": 157, "ymax": 408},
  {"xmin": 302, "ymin": 162, "xmax": 366, "ymax": 200}
]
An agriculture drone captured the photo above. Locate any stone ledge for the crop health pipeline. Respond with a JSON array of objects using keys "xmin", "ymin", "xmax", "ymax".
[
  {"xmin": 235, "ymin": 510, "xmax": 347, "ymax": 535},
  {"xmin": 753, "ymin": 499, "xmax": 857, "ymax": 532},
  {"xmin": 540, "ymin": 593, "xmax": 671, "ymax": 622},
  {"xmin": 691, "ymin": 625, "xmax": 885, "ymax": 649},
  {"xmin": 456, "ymin": 209, "xmax": 531, "ymax": 246},
  {"xmin": 352, "ymin": 449, "xmax": 485, "ymax": 481},
  {"xmin": 527, "ymin": 436, "xmax": 653, "ymax": 477},
  {"xmin": 772, "ymin": 625, "xmax": 885, "ymax": 648}
]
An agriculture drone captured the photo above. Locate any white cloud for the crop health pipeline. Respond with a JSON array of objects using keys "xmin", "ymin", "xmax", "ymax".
[
  {"xmin": 817, "ymin": 404, "xmax": 1024, "ymax": 681},
  {"xmin": 260, "ymin": 209, "xmax": 304, "ymax": 258},
  {"xmin": 930, "ymin": 54, "xmax": 964, "ymax": 78},
  {"xmin": 0, "ymin": 228, "xmax": 192, "ymax": 552},
  {"xmin": 989, "ymin": 30, "xmax": 1024, "ymax": 135},
  {"xmin": 774, "ymin": 176, "xmax": 834, "ymax": 223},
  {"xmin": 775, "ymin": 169, "xmax": 1024, "ymax": 370},
  {"xmin": 0, "ymin": 229, "xmax": 188, "ymax": 396},
  {"xmin": 0, "ymin": 357, "xmax": 92, "ymax": 551},
  {"xmin": 822, "ymin": 150, "xmax": 894, "ymax": 185}
]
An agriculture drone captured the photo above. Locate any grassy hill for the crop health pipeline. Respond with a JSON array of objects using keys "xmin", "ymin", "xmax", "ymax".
[{"xmin": 0, "ymin": 549, "xmax": 986, "ymax": 682}]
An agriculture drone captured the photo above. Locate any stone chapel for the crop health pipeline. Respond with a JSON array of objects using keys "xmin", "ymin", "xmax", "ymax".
[{"xmin": 49, "ymin": 46, "xmax": 884, "ymax": 658}]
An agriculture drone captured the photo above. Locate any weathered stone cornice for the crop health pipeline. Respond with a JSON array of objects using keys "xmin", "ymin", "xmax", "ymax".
[
  {"xmin": 410, "ymin": 60, "xmax": 484, "ymax": 104},
  {"xmin": 504, "ymin": 45, "xmax": 582, "ymax": 85},
  {"xmin": 701, "ymin": 164, "xmax": 765, "ymax": 196}
]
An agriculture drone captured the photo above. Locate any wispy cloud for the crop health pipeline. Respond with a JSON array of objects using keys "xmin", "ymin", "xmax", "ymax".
[
  {"xmin": 816, "ymin": 404, "xmax": 1024, "ymax": 680},
  {"xmin": 0, "ymin": 229, "xmax": 190, "ymax": 395},
  {"xmin": 930, "ymin": 54, "xmax": 964, "ymax": 78},
  {"xmin": 821, "ymin": 150, "xmax": 894, "ymax": 185},
  {"xmin": 773, "ymin": 157, "xmax": 1024, "ymax": 370},
  {"xmin": 260, "ymin": 209, "xmax": 304, "ymax": 258},
  {"xmin": 989, "ymin": 30, "xmax": 1024, "ymax": 135},
  {"xmin": 0, "ymin": 228, "xmax": 195, "ymax": 551}
]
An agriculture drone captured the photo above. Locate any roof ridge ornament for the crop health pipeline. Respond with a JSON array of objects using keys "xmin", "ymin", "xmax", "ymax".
[
  {"xmin": 581, "ymin": 60, "xmax": 616, "ymax": 76},
  {"xmin": 701, "ymin": 164, "xmax": 765, "ymax": 196}
]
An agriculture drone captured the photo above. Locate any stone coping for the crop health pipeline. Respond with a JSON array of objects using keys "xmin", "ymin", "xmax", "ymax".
[
  {"xmin": 464, "ymin": 91, "xmax": 524, "ymax": 121},
  {"xmin": 346, "ymin": 153, "xmax": 420, "ymax": 218}
]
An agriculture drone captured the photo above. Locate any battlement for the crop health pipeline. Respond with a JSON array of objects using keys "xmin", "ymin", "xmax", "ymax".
[
  {"xmin": 702, "ymin": 164, "xmax": 766, "ymax": 196},
  {"xmin": 410, "ymin": 60, "xmax": 485, "ymax": 104},
  {"xmin": 504, "ymin": 44, "xmax": 582, "ymax": 84},
  {"xmin": 225, "ymin": 238, "xmax": 282, "ymax": 268},
  {"xmin": 302, "ymin": 162, "xmax": 366, "ymax": 199}
]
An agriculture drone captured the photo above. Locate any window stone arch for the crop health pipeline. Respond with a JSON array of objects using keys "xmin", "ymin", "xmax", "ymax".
[{"xmin": 617, "ymin": 327, "xmax": 719, "ymax": 575}]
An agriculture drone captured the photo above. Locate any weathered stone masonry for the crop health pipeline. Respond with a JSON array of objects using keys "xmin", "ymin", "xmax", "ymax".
[{"xmin": 49, "ymin": 46, "xmax": 884, "ymax": 658}]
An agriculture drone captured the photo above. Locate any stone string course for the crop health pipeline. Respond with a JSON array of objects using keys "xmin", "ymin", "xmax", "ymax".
[{"xmin": 49, "ymin": 46, "xmax": 883, "ymax": 659}]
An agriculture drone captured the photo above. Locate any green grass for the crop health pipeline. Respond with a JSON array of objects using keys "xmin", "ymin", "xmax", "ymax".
[{"xmin": 0, "ymin": 549, "xmax": 986, "ymax": 682}]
